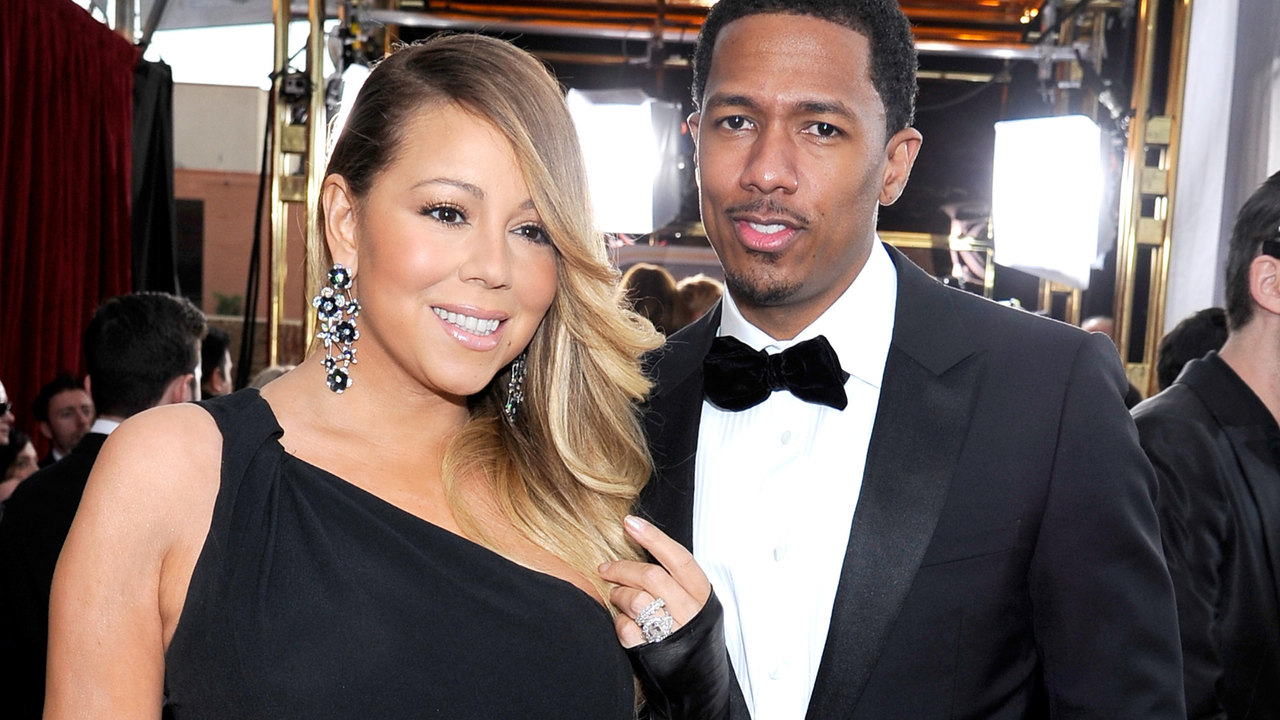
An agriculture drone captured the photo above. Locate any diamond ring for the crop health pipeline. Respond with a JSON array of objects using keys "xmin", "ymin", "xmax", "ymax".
[{"xmin": 635, "ymin": 597, "xmax": 676, "ymax": 643}]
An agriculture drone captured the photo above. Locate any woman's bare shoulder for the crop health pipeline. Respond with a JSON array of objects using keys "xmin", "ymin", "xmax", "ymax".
[{"xmin": 88, "ymin": 403, "xmax": 223, "ymax": 522}]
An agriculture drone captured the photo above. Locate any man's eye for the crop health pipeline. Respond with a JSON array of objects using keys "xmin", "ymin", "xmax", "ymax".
[
  {"xmin": 424, "ymin": 205, "xmax": 466, "ymax": 224},
  {"xmin": 721, "ymin": 116, "xmax": 750, "ymax": 130},
  {"xmin": 807, "ymin": 122, "xmax": 840, "ymax": 137}
]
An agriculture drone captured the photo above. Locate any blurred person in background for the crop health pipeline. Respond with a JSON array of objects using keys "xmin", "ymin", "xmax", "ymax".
[
  {"xmin": 621, "ymin": 262, "xmax": 684, "ymax": 335},
  {"xmin": 1081, "ymin": 314, "xmax": 1116, "ymax": 341},
  {"xmin": 677, "ymin": 274, "xmax": 723, "ymax": 325},
  {"xmin": 1133, "ymin": 170, "xmax": 1280, "ymax": 719},
  {"xmin": 0, "ymin": 379, "xmax": 14, "ymax": 448},
  {"xmin": 0, "ymin": 292, "xmax": 206, "ymax": 720},
  {"xmin": 32, "ymin": 373, "xmax": 95, "ymax": 468},
  {"xmin": 200, "ymin": 326, "xmax": 235, "ymax": 398},
  {"xmin": 1, "ymin": 429, "xmax": 38, "ymax": 502},
  {"xmin": 249, "ymin": 364, "xmax": 296, "ymax": 389},
  {"xmin": 1155, "ymin": 307, "xmax": 1228, "ymax": 392}
]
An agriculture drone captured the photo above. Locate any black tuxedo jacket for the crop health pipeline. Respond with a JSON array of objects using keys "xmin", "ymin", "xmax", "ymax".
[
  {"xmin": 639, "ymin": 245, "xmax": 1184, "ymax": 719},
  {"xmin": 1133, "ymin": 353, "xmax": 1280, "ymax": 719},
  {"xmin": 0, "ymin": 431, "xmax": 108, "ymax": 720}
]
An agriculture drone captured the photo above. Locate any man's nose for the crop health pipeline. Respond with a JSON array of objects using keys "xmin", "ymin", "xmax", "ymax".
[{"xmin": 739, "ymin": 125, "xmax": 799, "ymax": 196}]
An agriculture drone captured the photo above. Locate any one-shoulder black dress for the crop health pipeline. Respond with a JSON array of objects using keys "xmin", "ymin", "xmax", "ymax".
[{"xmin": 164, "ymin": 390, "xmax": 635, "ymax": 719}]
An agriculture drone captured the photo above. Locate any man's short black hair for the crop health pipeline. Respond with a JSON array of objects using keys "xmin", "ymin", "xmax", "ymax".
[
  {"xmin": 1155, "ymin": 307, "xmax": 1228, "ymax": 391},
  {"xmin": 1224, "ymin": 170, "xmax": 1280, "ymax": 332},
  {"xmin": 201, "ymin": 326, "xmax": 232, "ymax": 386},
  {"xmin": 84, "ymin": 293, "xmax": 207, "ymax": 418},
  {"xmin": 691, "ymin": 0, "xmax": 918, "ymax": 138},
  {"xmin": 32, "ymin": 373, "xmax": 83, "ymax": 423}
]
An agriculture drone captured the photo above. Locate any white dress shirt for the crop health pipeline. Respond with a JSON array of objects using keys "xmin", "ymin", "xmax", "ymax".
[
  {"xmin": 89, "ymin": 417, "xmax": 121, "ymax": 436},
  {"xmin": 693, "ymin": 240, "xmax": 897, "ymax": 720}
]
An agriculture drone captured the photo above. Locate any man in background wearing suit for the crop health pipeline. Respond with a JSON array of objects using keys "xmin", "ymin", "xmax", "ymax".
[
  {"xmin": 0, "ymin": 292, "xmax": 206, "ymax": 720},
  {"xmin": 639, "ymin": 0, "xmax": 1185, "ymax": 717},
  {"xmin": 1134, "ymin": 171, "xmax": 1280, "ymax": 719},
  {"xmin": 32, "ymin": 373, "xmax": 95, "ymax": 468}
]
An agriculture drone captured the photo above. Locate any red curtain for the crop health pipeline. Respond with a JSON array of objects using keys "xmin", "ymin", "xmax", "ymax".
[{"xmin": 0, "ymin": 0, "xmax": 137, "ymax": 448}]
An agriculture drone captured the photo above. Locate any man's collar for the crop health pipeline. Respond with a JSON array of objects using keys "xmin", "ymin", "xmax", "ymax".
[
  {"xmin": 89, "ymin": 417, "xmax": 122, "ymax": 436},
  {"xmin": 1188, "ymin": 352, "xmax": 1280, "ymax": 432},
  {"xmin": 718, "ymin": 239, "xmax": 898, "ymax": 388}
]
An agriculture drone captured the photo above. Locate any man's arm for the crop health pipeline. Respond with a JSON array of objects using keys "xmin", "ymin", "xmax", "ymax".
[
  {"xmin": 1134, "ymin": 409, "xmax": 1233, "ymax": 720},
  {"xmin": 1029, "ymin": 333, "xmax": 1185, "ymax": 717}
]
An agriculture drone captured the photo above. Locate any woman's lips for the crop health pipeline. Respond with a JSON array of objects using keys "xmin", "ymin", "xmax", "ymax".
[{"xmin": 432, "ymin": 306, "xmax": 505, "ymax": 351}]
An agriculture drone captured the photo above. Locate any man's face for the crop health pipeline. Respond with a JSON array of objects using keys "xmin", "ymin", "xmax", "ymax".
[
  {"xmin": 690, "ymin": 13, "xmax": 921, "ymax": 338},
  {"xmin": 42, "ymin": 388, "xmax": 94, "ymax": 454},
  {"xmin": 205, "ymin": 350, "xmax": 234, "ymax": 397}
]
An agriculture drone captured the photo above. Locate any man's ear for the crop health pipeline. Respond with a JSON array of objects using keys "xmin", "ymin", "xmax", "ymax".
[
  {"xmin": 160, "ymin": 373, "xmax": 197, "ymax": 406},
  {"xmin": 323, "ymin": 175, "xmax": 360, "ymax": 274},
  {"xmin": 687, "ymin": 111, "xmax": 702, "ymax": 147},
  {"xmin": 880, "ymin": 127, "xmax": 923, "ymax": 206},
  {"xmin": 1250, "ymin": 254, "xmax": 1280, "ymax": 317},
  {"xmin": 38, "ymin": 421, "xmax": 53, "ymax": 441}
]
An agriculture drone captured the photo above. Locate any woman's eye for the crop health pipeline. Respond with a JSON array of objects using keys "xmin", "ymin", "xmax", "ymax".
[
  {"xmin": 514, "ymin": 224, "xmax": 551, "ymax": 245},
  {"xmin": 424, "ymin": 205, "xmax": 466, "ymax": 224}
]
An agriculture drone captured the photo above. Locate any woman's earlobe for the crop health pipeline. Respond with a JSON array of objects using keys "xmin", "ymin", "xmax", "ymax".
[{"xmin": 323, "ymin": 176, "xmax": 360, "ymax": 273}]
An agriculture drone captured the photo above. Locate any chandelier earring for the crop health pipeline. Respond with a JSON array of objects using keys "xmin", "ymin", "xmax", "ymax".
[
  {"xmin": 313, "ymin": 263, "xmax": 360, "ymax": 394},
  {"xmin": 503, "ymin": 351, "xmax": 528, "ymax": 423}
]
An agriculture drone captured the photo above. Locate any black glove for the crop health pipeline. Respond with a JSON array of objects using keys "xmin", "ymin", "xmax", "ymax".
[{"xmin": 627, "ymin": 588, "xmax": 730, "ymax": 720}]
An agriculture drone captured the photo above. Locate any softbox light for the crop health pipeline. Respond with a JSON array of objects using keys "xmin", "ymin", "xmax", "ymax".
[
  {"xmin": 566, "ymin": 89, "xmax": 682, "ymax": 235},
  {"xmin": 992, "ymin": 115, "xmax": 1102, "ymax": 289}
]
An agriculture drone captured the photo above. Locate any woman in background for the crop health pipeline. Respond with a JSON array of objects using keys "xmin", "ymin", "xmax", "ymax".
[
  {"xmin": 0, "ymin": 428, "xmax": 38, "ymax": 501},
  {"xmin": 621, "ymin": 262, "xmax": 684, "ymax": 335},
  {"xmin": 47, "ymin": 34, "xmax": 717, "ymax": 719}
]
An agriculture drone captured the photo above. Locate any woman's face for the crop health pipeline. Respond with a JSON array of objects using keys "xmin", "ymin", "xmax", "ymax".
[
  {"xmin": 328, "ymin": 103, "xmax": 559, "ymax": 402},
  {"xmin": 0, "ymin": 381, "xmax": 13, "ymax": 443},
  {"xmin": 4, "ymin": 441, "xmax": 37, "ymax": 483}
]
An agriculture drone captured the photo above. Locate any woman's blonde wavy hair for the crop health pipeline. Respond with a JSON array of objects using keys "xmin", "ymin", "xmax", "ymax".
[{"xmin": 311, "ymin": 34, "xmax": 663, "ymax": 603}]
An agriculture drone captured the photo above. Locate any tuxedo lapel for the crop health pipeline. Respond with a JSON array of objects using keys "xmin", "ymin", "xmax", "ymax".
[
  {"xmin": 1183, "ymin": 358, "xmax": 1280, "ymax": 622},
  {"xmin": 1226, "ymin": 427, "xmax": 1280, "ymax": 617},
  {"xmin": 806, "ymin": 245, "xmax": 982, "ymax": 720},
  {"xmin": 639, "ymin": 305, "xmax": 722, "ymax": 550}
]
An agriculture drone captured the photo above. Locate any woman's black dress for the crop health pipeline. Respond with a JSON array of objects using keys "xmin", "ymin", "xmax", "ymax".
[{"xmin": 163, "ymin": 390, "xmax": 635, "ymax": 719}]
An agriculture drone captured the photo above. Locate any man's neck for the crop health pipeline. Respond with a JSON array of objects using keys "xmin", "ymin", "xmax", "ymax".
[{"xmin": 1219, "ymin": 324, "xmax": 1280, "ymax": 425}]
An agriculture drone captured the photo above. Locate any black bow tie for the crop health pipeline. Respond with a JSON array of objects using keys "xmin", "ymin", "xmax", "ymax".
[{"xmin": 703, "ymin": 334, "xmax": 849, "ymax": 411}]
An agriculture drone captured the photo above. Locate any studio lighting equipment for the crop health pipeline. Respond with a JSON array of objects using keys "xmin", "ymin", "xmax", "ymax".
[
  {"xmin": 566, "ymin": 89, "xmax": 682, "ymax": 235},
  {"xmin": 992, "ymin": 114, "xmax": 1103, "ymax": 289}
]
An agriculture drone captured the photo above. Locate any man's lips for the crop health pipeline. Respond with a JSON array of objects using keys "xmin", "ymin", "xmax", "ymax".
[{"xmin": 734, "ymin": 218, "xmax": 801, "ymax": 252}]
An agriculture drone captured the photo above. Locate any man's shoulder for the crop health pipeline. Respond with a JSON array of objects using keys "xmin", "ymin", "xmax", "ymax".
[
  {"xmin": 1131, "ymin": 384, "xmax": 1223, "ymax": 469},
  {"xmin": 1, "ymin": 440, "xmax": 102, "ymax": 530},
  {"xmin": 644, "ymin": 307, "xmax": 719, "ymax": 399},
  {"xmin": 906, "ymin": 280, "xmax": 1092, "ymax": 372}
]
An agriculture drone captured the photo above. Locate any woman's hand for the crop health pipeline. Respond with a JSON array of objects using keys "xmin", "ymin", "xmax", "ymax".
[{"xmin": 599, "ymin": 515, "xmax": 711, "ymax": 648}]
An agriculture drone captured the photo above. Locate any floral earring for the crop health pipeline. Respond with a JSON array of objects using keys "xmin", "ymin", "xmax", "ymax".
[
  {"xmin": 313, "ymin": 263, "xmax": 360, "ymax": 393},
  {"xmin": 503, "ymin": 352, "xmax": 527, "ymax": 423}
]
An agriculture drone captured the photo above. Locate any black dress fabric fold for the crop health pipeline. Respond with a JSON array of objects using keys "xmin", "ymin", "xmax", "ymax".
[{"xmin": 164, "ymin": 390, "xmax": 635, "ymax": 719}]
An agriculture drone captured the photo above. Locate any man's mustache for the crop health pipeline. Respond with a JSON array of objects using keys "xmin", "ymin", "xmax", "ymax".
[{"xmin": 722, "ymin": 199, "xmax": 811, "ymax": 227}]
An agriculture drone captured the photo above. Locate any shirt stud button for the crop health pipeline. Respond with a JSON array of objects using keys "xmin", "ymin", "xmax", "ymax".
[
  {"xmin": 773, "ymin": 545, "xmax": 786, "ymax": 561},
  {"xmin": 781, "ymin": 430, "xmax": 792, "ymax": 444}
]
